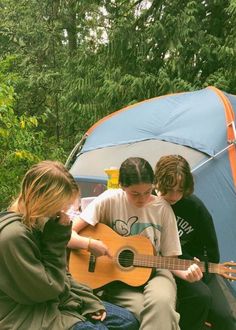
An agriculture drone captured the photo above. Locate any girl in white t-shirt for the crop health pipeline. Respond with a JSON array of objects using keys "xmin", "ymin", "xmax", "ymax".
[{"xmin": 68, "ymin": 157, "xmax": 202, "ymax": 330}]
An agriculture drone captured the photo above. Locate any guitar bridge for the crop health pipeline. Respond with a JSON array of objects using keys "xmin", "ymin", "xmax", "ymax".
[{"xmin": 88, "ymin": 253, "xmax": 96, "ymax": 272}]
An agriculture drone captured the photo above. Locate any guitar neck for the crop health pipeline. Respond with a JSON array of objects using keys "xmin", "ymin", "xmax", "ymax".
[{"xmin": 133, "ymin": 255, "xmax": 220, "ymax": 274}]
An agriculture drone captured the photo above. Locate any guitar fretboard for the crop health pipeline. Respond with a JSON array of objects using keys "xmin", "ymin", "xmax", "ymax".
[{"xmin": 133, "ymin": 255, "xmax": 220, "ymax": 274}]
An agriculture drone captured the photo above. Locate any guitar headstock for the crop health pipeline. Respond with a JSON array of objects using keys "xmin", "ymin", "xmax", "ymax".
[{"xmin": 219, "ymin": 261, "xmax": 236, "ymax": 281}]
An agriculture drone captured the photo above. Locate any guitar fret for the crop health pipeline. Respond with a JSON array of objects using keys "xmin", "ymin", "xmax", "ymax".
[{"xmin": 133, "ymin": 255, "xmax": 220, "ymax": 274}]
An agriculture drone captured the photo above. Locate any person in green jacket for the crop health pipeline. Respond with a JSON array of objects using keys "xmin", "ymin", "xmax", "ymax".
[{"xmin": 0, "ymin": 160, "xmax": 138, "ymax": 330}]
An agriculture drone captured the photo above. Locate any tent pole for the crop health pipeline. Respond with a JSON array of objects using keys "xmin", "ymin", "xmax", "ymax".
[
  {"xmin": 192, "ymin": 141, "xmax": 236, "ymax": 173},
  {"xmin": 65, "ymin": 134, "xmax": 88, "ymax": 169}
]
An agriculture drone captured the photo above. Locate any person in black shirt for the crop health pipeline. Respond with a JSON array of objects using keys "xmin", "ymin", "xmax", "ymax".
[{"xmin": 154, "ymin": 155, "xmax": 236, "ymax": 330}]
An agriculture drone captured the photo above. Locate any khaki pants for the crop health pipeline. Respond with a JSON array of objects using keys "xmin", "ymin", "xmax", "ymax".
[{"xmin": 104, "ymin": 269, "xmax": 180, "ymax": 330}]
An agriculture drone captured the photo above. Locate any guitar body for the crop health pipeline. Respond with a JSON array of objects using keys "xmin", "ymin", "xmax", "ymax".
[{"xmin": 69, "ymin": 223, "xmax": 154, "ymax": 289}]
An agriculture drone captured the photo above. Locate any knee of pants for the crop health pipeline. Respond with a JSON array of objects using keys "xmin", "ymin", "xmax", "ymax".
[
  {"xmin": 73, "ymin": 321, "xmax": 108, "ymax": 330},
  {"xmin": 153, "ymin": 295, "xmax": 177, "ymax": 312},
  {"xmin": 202, "ymin": 288, "xmax": 212, "ymax": 306},
  {"xmin": 102, "ymin": 300, "xmax": 139, "ymax": 326},
  {"xmin": 128, "ymin": 298, "xmax": 144, "ymax": 321},
  {"xmin": 142, "ymin": 272, "xmax": 177, "ymax": 312},
  {"xmin": 192, "ymin": 283, "xmax": 212, "ymax": 307},
  {"xmin": 177, "ymin": 279, "xmax": 212, "ymax": 308},
  {"xmin": 143, "ymin": 288, "xmax": 177, "ymax": 314}
]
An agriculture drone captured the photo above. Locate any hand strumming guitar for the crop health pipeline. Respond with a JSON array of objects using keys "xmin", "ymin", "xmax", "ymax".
[{"xmin": 88, "ymin": 238, "xmax": 112, "ymax": 258}]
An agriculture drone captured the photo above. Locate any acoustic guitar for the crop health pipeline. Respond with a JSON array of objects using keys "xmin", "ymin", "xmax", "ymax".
[{"xmin": 69, "ymin": 223, "xmax": 236, "ymax": 289}]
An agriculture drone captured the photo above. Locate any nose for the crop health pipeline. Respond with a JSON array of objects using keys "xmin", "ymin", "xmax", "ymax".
[{"xmin": 137, "ymin": 194, "xmax": 146, "ymax": 201}]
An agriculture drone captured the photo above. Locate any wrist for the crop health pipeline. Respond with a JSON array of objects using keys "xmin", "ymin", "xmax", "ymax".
[
  {"xmin": 77, "ymin": 236, "xmax": 91, "ymax": 250},
  {"xmin": 87, "ymin": 237, "xmax": 93, "ymax": 251}
]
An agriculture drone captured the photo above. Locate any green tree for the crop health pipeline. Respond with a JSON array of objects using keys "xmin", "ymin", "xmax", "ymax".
[
  {"xmin": 0, "ymin": 0, "xmax": 235, "ymax": 155},
  {"xmin": 0, "ymin": 56, "xmax": 66, "ymax": 210}
]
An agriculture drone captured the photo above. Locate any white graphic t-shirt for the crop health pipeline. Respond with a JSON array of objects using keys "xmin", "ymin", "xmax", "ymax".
[{"xmin": 80, "ymin": 188, "xmax": 181, "ymax": 257}]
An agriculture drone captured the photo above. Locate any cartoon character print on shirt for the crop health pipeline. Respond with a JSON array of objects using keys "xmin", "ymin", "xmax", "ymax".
[{"xmin": 113, "ymin": 216, "xmax": 162, "ymax": 253}]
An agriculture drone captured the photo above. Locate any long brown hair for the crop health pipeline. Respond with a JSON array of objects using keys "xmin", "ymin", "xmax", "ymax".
[
  {"xmin": 9, "ymin": 160, "xmax": 79, "ymax": 228},
  {"xmin": 154, "ymin": 155, "xmax": 194, "ymax": 197}
]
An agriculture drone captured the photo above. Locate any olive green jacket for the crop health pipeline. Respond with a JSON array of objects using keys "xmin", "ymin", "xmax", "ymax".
[{"xmin": 0, "ymin": 212, "xmax": 104, "ymax": 330}]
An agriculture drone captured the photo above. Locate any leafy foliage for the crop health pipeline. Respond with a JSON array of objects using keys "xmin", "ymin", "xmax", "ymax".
[
  {"xmin": 0, "ymin": 58, "xmax": 66, "ymax": 209},
  {"xmin": 0, "ymin": 0, "xmax": 236, "ymax": 208}
]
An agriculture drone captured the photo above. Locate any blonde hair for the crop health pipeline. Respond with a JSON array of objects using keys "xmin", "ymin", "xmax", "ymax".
[
  {"xmin": 154, "ymin": 155, "xmax": 194, "ymax": 197},
  {"xmin": 9, "ymin": 160, "xmax": 79, "ymax": 228}
]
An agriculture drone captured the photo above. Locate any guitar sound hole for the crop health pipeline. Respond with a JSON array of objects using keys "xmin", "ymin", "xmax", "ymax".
[{"xmin": 118, "ymin": 249, "xmax": 134, "ymax": 268}]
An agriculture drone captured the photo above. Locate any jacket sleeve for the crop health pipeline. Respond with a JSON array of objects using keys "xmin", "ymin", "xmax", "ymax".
[
  {"xmin": 68, "ymin": 275, "xmax": 105, "ymax": 315},
  {"xmin": 0, "ymin": 219, "xmax": 72, "ymax": 304}
]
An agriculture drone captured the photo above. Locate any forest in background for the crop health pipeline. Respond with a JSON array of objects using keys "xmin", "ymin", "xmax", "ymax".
[{"xmin": 1, "ymin": 0, "xmax": 236, "ymax": 209}]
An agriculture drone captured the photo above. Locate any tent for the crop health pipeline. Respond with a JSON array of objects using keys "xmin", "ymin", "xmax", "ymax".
[{"xmin": 66, "ymin": 86, "xmax": 236, "ymax": 291}]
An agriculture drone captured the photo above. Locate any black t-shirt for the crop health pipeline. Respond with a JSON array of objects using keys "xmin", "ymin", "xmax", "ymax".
[{"xmin": 171, "ymin": 194, "xmax": 220, "ymax": 263}]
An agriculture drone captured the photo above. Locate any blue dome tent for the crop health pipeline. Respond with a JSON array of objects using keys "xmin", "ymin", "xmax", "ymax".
[{"xmin": 66, "ymin": 86, "xmax": 236, "ymax": 293}]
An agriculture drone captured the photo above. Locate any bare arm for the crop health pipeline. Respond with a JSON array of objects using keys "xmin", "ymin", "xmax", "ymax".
[
  {"xmin": 68, "ymin": 217, "xmax": 90, "ymax": 249},
  {"xmin": 68, "ymin": 217, "xmax": 112, "ymax": 257}
]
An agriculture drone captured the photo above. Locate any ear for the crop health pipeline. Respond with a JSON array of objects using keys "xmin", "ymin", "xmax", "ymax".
[{"xmin": 153, "ymin": 188, "xmax": 159, "ymax": 196}]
